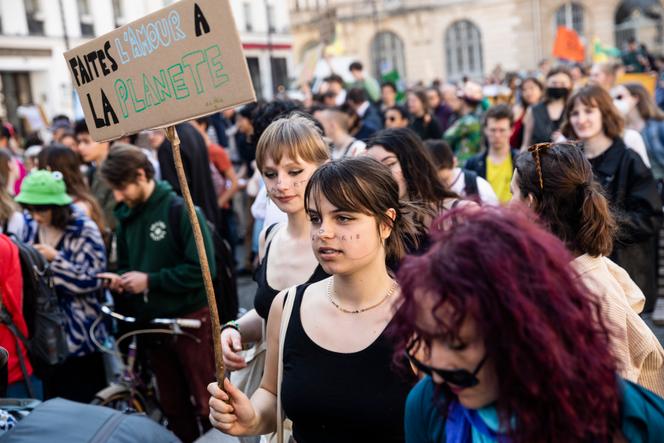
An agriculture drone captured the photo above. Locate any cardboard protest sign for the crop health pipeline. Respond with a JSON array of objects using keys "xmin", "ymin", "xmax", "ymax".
[{"xmin": 64, "ymin": 0, "xmax": 256, "ymax": 142}]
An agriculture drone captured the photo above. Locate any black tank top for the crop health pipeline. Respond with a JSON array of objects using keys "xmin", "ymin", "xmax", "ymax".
[
  {"xmin": 281, "ymin": 284, "xmax": 415, "ymax": 443},
  {"xmin": 253, "ymin": 225, "xmax": 329, "ymax": 319},
  {"xmin": 530, "ymin": 102, "xmax": 562, "ymax": 145}
]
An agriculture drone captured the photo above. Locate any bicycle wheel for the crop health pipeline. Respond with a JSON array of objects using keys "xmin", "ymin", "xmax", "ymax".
[
  {"xmin": 92, "ymin": 389, "xmax": 166, "ymax": 424},
  {"xmin": 92, "ymin": 390, "xmax": 147, "ymax": 413}
]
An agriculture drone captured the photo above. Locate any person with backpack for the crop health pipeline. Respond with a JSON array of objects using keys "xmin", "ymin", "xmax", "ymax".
[
  {"xmin": 15, "ymin": 170, "xmax": 107, "ymax": 402},
  {"xmin": 99, "ymin": 144, "xmax": 217, "ymax": 443},
  {"xmin": 0, "ymin": 234, "xmax": 41, "ymax": 399},
  {"xmin": 426, "ymin": 140, "xmax": 498, "ymax": 205}
]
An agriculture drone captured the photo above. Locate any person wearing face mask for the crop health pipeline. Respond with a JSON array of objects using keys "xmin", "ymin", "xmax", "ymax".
[
  {"xmin": 521, "ymin": 67, "xmax": 573, "ymax": 149},
  {"xmin": 606, "ymin": 87, "xmax": 652, "ymax": 169},
  {"xmin": 614, "ymin": 83, "xmax": 664, "ymax": 182},
  {"xmin": 561, "ymin": 85, "xmax": 663, "ymax": 312},
  {"xmin": 443, "ymin": 82, "xmax": 484, "ymax": 163},
  {"xmin": 394, "ymin": 206, "xmax": 664, "ymax": 443}
]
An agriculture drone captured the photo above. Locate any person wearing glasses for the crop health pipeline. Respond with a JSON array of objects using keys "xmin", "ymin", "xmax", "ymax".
[
  {"xmin": 384, "ymin": 105, "xmax": 410, "ymax": 130},
  {"xmin": 16, "ymin": 170, "xmax": 107, "ymax": 402},
  {"xmin": 393, "ymin": 206, "xmax": 664, "ymax": 443},
  {"xmin": 465, "ymin": 105, "xmax": 519, "ymax": 203},
  {"xmin": 512, "ymin": 142, "xmax": 664, "ymax": 396},
  {"xmin": 208, "ymin": 157, "xmax": 420, "ymax": 442},
  {"xmin": 561, "ymin": 85, "xmax": 663, "ymax": 312}
]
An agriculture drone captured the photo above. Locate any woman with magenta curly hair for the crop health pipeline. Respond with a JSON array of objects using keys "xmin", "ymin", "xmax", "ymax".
[{"xmin": 393, "ymin": 206, "xmax": 664, "ymax": 443}]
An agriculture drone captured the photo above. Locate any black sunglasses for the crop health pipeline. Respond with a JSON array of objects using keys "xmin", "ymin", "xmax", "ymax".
[
  {"xmin": 405, "ymin": 350, "xmax": 487, "ymax": 388},
  {"xmin": 23, "ymin": 205, "xmax": 51, "ymax": 213}
]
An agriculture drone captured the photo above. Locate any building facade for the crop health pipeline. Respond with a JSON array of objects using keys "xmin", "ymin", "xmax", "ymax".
[
  {"xmin": 289, "ymin": 0, "xmax": 664, "ymax": 84},
  {"xmin": 0, "ymin": 0, "xmax": 292, "ymax": 135}
]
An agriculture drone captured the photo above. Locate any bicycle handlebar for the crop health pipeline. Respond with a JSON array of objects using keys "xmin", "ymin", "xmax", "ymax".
[{"xmin": 99, "ymin": 305, "xmax": 201, "ymax": 329}]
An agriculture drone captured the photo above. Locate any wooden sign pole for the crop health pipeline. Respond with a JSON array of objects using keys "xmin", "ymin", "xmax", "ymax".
[{"xmin": 165, "ymin": 125, "xmax": 225, "ymax": 388}]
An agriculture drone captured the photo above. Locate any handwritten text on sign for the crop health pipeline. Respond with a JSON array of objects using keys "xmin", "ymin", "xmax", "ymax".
[{"xmin": 65, "ymin": 0, "xmax": 255, "ymax": 142}]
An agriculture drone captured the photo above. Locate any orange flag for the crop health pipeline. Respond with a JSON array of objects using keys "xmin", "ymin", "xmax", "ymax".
[{"xmin": 552, "ymin": 26, "xmax": 585, "ymax": 62}]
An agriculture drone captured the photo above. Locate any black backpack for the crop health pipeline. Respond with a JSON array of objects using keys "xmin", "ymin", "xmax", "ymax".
[
  {"xmin": 463, "ymin": 169, "xmax": 480, "ymax": 198},
  {"xmin": 1, "ymin": 235, "xmax": 69, "ymax": 379},
  {"xmin": 169, "ymin": 197, "xmax": 239, "ymax": 324}
]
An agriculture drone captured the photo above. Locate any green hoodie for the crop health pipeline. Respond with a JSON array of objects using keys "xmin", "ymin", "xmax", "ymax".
[{"xmin": 114, "ymin": 181, "xmax": 216, "ymax": 321}]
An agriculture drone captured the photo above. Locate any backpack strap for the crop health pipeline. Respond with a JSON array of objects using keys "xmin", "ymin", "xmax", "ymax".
[
  {"xmin": 0, "ymin": 292, "xmax": 34, "ymax": 398},
  {"xmin": 168, "ymin": 196, "xmax": 184, "ymax": 251},
  {"xmin": 463, "ymin": 169, "xmax": 479, "ymax": 197},
  {"xmin": 276, "ymin": 285, "xmax": 297, "ymax": 443}
]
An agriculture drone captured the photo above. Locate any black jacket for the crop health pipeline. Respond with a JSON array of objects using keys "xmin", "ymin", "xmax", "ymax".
[
  {"xmin": 464, "ymin": 149, "xmax": 520, "ymax": 179},
  {"xmin": 589, "ymin": 137, "xmax": 663, "ymax": 310},
  {"xmin": 157, "ymin": 122, "xmax": 219, "ymax": 226}
]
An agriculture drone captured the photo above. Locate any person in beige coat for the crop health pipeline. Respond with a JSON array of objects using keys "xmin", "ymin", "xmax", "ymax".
[{"xmin": 511, "ymin": 141, "xmax": 664, "ymax": 396}]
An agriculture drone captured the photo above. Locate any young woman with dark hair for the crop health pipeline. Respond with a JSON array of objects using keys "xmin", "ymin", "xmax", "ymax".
[
  {"xmin": 209, "ymin": 156, "xmax": 420, "ymax": 442},
  {"xmin": 407, "ymin": 89, "xmax": 443, "ymax": 140},
  {"xmin": 393, "ymin": 206, "xmax": 664, "ymax": 443},
  {"xmin": 16, "ymin": 170, "xmax": 107, "ymax": 402},
  {"xmin": 366, "ymin": 128, "xmax": 464, "ymax": 240},
  {"xmin": 561, "ymin": 85, "xmax": 663, "ymax": 312},
  {"xmin": 510, "ymin": 76, "xmax": 543, "ymax": 148},
  {"xmin": 512, "ymin": 142, "xmax": 664, "ymax": 395},
  {"xmin": 37, "ymin": 144, "xmax": 106, "ymax": 235}
]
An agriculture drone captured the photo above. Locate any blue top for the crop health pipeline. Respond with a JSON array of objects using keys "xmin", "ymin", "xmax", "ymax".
[{"xmin": 405, "ymin": 376, "xmax": 664, "ymax": 443}]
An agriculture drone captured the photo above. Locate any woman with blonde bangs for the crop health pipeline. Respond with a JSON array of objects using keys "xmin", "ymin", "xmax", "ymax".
[
  {"xmin": 561, "ymin": 85, "xmax": 663, "ymax": 312},
  {"xmin": 219, "ymin": 113, "xmax": 330, "ymax": 400}
]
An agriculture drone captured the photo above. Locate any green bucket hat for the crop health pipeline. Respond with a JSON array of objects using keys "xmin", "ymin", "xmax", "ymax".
[{"xmin": 16, "ymin": 170, "xmax": 73, "ymax": 206}]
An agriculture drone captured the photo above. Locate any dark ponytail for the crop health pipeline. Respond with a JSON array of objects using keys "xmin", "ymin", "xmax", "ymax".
[
  {"xmin": 577, "ymin": 182, "xmax": 616, "ymax": 256},
  {"xmin": 515, "ymin": 143, "xmax": 616, "ymax": 257}
]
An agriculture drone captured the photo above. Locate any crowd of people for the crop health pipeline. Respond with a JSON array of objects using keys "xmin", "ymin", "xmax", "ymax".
[{"xmin": 1, "ymin": 51, "xmax": 664, "ymax": 442}]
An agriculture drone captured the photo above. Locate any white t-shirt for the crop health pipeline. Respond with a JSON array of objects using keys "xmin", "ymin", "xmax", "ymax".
[
  {"xmin": 623, "ymin": 129, "xmax": 651, "ymax": 168},
  {"xmin": 448, "ymin": 168, "xmax": 499, "ymax": 205},
  {"xmin": 331, "ymin": 139, "xmax": 366, "ymax": 161}
]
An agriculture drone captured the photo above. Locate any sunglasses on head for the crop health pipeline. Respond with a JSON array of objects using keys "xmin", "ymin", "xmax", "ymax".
[{"xmin": 405, "ymin": 349, "xmax": 487, "ymax": 388}]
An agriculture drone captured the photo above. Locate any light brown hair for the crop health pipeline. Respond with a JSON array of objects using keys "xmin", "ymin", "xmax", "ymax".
[
  {"xmin": 255, "ymin": 113, "xmax": 329, "ymax": 172},
  {"xmin": 561, "ymin": 85, "xmax": 624, "ymax": 140},
  {"xmin": 515, "ymin": 142, "xmax": 617, "ymax": 257},
  {"xmin": 623, "ymin": 82, "xmax": 664, "ymax": 121}
]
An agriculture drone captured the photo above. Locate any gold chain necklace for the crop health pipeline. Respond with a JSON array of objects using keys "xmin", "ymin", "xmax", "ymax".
[{"xmin": 327, "ymin": 279, "xmax": 397, "ymax": 314}]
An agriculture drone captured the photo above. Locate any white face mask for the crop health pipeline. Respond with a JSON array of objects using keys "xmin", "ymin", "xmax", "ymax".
[{"xmin": 613, "ymin": 99, "xmax": 632, "ymax": 117}]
